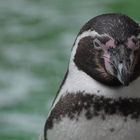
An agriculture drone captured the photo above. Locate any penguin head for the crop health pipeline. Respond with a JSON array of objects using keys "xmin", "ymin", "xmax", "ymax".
[{"xmin": 71, "ymin": 13, "xmax": 140, "ymax": 87}]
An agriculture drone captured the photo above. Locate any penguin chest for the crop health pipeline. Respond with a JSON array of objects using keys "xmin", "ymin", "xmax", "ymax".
[
  {"xmin": 46, "ymin": 113, "xmax": 140, "ymax": 140},
  {"xmin": 45, "ymin": 93, "xmax": 140, "ymax": 140}
]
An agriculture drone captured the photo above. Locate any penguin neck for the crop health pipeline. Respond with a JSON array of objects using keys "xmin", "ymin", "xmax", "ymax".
[{"xmin": 59, "ymin": 61, "xmax": 140, "ymax": 99}]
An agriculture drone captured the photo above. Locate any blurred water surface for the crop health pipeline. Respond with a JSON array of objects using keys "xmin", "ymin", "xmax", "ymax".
[{"xmin": 0, "ymin": 0, "xmax": 140, "ymax": 140}]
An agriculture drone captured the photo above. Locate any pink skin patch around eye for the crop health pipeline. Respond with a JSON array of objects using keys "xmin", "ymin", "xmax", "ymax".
[
  {"xmin": 102, "ymin": 39, "xmax": 115, "ymax": 76},
  {"xmin": 127, "ymin": 37, "xmax": 139, "ymax": 50},
  {"xmin": 103, "ymin": 39, "xmax": 116, "ymax": 52},
  {"xmin": 102, "ymin": 39, "xmax": 115, "ymax": 61},
  {"xmin": 106, "ymin": 39, "xmax": 116, "ymax": 48}
]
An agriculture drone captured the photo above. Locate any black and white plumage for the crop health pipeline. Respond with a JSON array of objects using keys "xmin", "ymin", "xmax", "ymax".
[{"xmin": 39, "ymin": 13, "xmax": 140, "ymax": 140}]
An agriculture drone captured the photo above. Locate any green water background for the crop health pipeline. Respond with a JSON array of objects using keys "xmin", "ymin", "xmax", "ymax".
[{"xmin": 0, "ymin": 0, "xmax": 140, "ymax": 140}]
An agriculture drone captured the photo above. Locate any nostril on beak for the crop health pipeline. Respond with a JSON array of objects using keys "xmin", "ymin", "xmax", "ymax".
[{"xmin": 119, "ymin": 60, "xmax": 123, "ymax": 63}]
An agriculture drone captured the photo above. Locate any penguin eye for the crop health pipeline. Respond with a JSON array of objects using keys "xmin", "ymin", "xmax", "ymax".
[
  {"xmin": 132, "ymin": 38, "xmax": 138, "ymax": 44},
  {"xmin": 127, "ymin": 37, "xmax": 140, "ymax": 50},
  {"xmin": 93, "ymin": 38, "xmax": 102, "ymax": 50}
]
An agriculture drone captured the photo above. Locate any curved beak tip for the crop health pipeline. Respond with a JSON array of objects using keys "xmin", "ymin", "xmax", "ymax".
[
  {"xmin": 117, "ymin": 70, "xmax": 131, "ymax": 86},
  {"xmin": 122, "ymin": 81, "xmax": 130, "ymax": 86},
  {"xmin": 118, "ymin": 74, "xmax": 130, "ymax": 86}
]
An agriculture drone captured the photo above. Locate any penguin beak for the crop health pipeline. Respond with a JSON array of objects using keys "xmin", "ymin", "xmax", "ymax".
[
  {"xmin": 117, "ymin": 63, "xmax": 130, "ymax": 86},
  {"xmin": 109, "ymin": 44, "xmax": 134, "ymax": 86}
]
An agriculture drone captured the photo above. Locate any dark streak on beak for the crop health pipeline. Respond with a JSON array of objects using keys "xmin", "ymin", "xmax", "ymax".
[
  {"xmin": 120, "ymin": 69, "xmax": 130, "ymax": 86},
  {"xmin": 116, "ymin": 62, "xmax": 131, "ymax": 86}
]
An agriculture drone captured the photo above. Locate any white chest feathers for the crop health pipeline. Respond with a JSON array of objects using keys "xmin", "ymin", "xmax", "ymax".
[{"xmin": 47, "ymin": 112, "xmax": 140, "ymax": 140}]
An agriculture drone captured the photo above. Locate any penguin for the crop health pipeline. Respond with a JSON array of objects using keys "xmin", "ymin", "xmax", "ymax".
[{"xmin": 40, "ymin": 13, "xmax": 140, "ymax": 140}]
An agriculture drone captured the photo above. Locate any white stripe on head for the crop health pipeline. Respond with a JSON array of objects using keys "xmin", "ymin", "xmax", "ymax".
[{"xmin": 69, "ymin": 30, "xmax": 99, "ymax": 72}]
